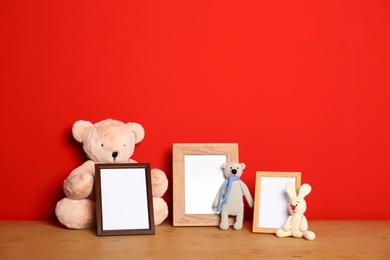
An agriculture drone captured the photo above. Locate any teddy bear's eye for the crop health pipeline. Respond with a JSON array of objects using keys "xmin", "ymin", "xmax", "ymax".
[
  {"xmin": 101, "ymin": 144, "xmax": 104, "ymax": 147},
  {"xmin": 124, "ymin": 144, "xmax": 126, "ymax": 147}
]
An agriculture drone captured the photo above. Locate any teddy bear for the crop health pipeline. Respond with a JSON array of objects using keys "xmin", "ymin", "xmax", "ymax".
[
  {"xmin": 55, "ymin": 119, "xmax": 169, "ymax": 229},
  {"xmin": 212, "ymin": 162, "xmax": 253, "ymax": 230},
  {"xmin": 275, "ymin": 182, "xmax": 315, "ymax": 240}
]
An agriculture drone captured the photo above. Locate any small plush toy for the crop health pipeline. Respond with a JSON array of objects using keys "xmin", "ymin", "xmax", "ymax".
[
  {"xmin": 276, "ymin": 182, "xmax": 315, "ymax": 240},
  {"xmin": 55, "ymin": 119, "xmax": 169, "ymax": 229},
  {"xmin": 212, "ymin": 162, "xmax": 253, "ymax": 230}
]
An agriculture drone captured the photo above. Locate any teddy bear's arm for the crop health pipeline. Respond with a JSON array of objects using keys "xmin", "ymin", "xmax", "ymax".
[
  {"xmin": 128, "ymin": 158, "xmax": 138, "ymax": 163},
  {"xmin": 299, "ymin": 215, "xmax": 309, "ymax": 231},
  {"xmin": 150, "ymin": 168, "xmax": 168, "ymax": 198},
  {"xmin": 63, "ymin": 160, "xmax": 95, "ymax": 200},
  {"xmin": 239, "ymin": 181, "xmax": 254, "ymax": 208},
  {"xmin": 212, "ymin": 183, "xmax": 225, "ymax": 208},
  {"xmin": 282, "ymin": 216, "xmax": 292, "ymax": 231}
]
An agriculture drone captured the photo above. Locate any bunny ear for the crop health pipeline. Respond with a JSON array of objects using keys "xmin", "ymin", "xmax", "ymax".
[
  {"xmin": 286, "ymin": 182, "xmax": 297, "ymax": 198},
  {"xmin": 298, "ymin": 183, "xmax": 312, "ymax": 198}
]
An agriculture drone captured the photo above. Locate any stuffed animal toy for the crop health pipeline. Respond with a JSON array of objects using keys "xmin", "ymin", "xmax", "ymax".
[
  {"xmin": 212, "ymin": 162, "xmax": 253, "ymax": 230},
  {"xmin": 55, "ymin": 119, "xmax": 169, "ymax": 229},
  {"xmin": 276, "ymin": 182, "xmax": 315, "ymax": 240}
]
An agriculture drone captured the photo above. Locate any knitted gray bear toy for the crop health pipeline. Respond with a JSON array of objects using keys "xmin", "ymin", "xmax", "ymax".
[{"xmin": 213, "ymin": 162, "xmax": 253, "ymax": 230}]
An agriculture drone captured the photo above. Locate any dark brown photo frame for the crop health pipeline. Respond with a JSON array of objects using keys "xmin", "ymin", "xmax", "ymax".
[{"xmin": 95, "ymin": 163, "xmax": 155, "ymax": 236}]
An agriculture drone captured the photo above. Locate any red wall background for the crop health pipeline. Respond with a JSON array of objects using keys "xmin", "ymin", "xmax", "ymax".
[{"xmin": 1, "ymin": 1, "xmax": 389, "ymax": 221}]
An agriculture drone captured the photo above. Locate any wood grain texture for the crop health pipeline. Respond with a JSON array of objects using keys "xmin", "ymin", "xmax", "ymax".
[{"xmin": 1, "ymin": 220, "xmax": 389, "ymax": 259}]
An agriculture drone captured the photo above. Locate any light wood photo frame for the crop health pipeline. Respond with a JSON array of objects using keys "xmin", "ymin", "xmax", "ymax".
[
  {"xmin": 172, "ymin": 143, "xmax": 239, "ymax": 226},
  {"xmin": 95, "ymin": 163, "xmax": 155, "ymax": 236},
  {"xmin": 252, "ymin": 171, "xmax": 301, "ymax": 233}
]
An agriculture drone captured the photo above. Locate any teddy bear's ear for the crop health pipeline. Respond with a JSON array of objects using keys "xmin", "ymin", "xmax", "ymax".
[
  {"xmin": 72, "ymin": 120, "xmax": 93, "ymax": 143},
  {"xmin": 126, "ymin": 122, "xmax": 145, "ymax": 144},
  {"xmin": 240, "ymin": 163, "xmax": 246, "ymax": 170},
  {"xmin": 221, "ymin": 163, "xmax": 227, "ymax": 169}
]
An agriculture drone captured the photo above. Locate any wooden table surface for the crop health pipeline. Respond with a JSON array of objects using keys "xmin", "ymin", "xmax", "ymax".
[{"xmin": 1, "ymin": 220, "xmax": 389, "ymax": 259}]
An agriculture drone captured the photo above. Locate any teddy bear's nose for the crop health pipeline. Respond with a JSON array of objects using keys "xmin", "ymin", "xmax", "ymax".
[
  {"xmin": 112, "ymin": 151, "xmax": 118, "ymax": 159},
  {"xmin": 231, "ymin": 169, "xmax": 237, "ymax": 174}
]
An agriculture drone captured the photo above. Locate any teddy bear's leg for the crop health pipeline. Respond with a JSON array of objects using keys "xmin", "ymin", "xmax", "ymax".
[
  {"xmin": 55, "ymin": 198, "xmax": 96, "ymax": 229},
  {"xmin": 233, "ymin": 212, "xmax": 244, "ymax": 230},
  {"xmin": 150, "ymin": 168, "xmax": 168, "ymax": 198},
  {"xmin": 219, "ymin": 211, "xmax": 229, "ymax": 230},
  {"xmin": 275, "ymin": 228, "xmax": 292, "ymax": 238},
  {"xmin": 303, "ymin": 230, "xmax": 316, "ymax": 240},
  {"xmin": 153, "ymin": 197, "xmax": 168, "ymax": 225}
]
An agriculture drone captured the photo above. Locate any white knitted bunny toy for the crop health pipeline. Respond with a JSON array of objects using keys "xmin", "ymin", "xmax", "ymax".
[{"xmin": 276, "ymin": 182, "xmax": 315, "ymax": 240}]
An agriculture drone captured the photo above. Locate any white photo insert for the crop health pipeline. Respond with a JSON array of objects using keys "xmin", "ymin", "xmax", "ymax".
[
  {"xmin": 184, "ymin": 155, "xmax": 227, "ymax": 214},
  {"xmin": 100, "ymin": 168, "xmax": 149, "ymax": 230}
]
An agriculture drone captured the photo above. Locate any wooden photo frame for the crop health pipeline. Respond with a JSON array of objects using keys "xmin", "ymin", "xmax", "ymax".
[
  {"xmin": 172, "ymin": 143, "xmax": 239, "ymax": 226},
  {"xmin": 252, "ymin": 171, "xmax": 301, "ymax": 233},
  {"xmin": 95, "ymin": 163, "xmax": 155, "ymax": 236}
]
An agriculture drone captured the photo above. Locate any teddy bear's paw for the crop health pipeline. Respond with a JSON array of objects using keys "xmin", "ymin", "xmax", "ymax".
[
  {"xmin": 55, "ymin": 198, "xmax": 96, "ymax": 229},
  {"xmin": 153, "ymin": 197, "xmax": 168, "ymax": 225},
  {"xmin": 150, "ymin": 168, "xmax": 168, "ymax": 197},
  {"xmin": 64, "ymin": 173, "xmax": 94, "ymax": 200},
  {"xmin": 233, "ymin": 222, "xmax": 243, "ymax": 230},
  {"xmin": 219, "ymin": 222, "xmax": 229, "ymax": 230}
]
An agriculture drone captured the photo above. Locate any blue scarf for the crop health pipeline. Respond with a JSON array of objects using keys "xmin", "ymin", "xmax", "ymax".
[{"xmin": 216, "ymin": 175, "xmax": 240, "ymax": 212}]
